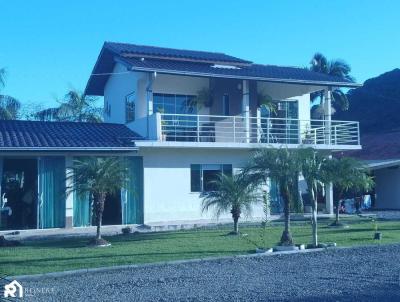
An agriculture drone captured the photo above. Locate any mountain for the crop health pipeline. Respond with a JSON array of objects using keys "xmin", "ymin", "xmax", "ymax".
[{"xmin": 336, "ymin": 69, "xmax": 400, "ymax": 134}]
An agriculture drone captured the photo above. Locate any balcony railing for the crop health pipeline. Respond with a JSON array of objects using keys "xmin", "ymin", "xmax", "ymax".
[{"xmin": 159, "ymin": 113, "xmax": 360, "ymax": 146}]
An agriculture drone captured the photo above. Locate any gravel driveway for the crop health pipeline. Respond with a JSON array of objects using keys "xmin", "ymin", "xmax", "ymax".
[{"xmin": 21, "ymin": 244, "xmax": 400, "ymax": 301}]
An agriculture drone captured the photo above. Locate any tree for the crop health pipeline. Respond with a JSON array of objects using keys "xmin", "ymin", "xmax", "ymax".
[
  {"xmin": 201, "ymin": 173, "xmax": 261, "ymax": 235},
  {"xmin": 67, "ymin": 157, "xmax": 129, "ymax": 246},
  {"xmin": 309, "ymin": 53, "xmax": 355, "ymax": 117},
  {"xmin": 0, "ymin": 67, "xmax": 21, "ymax": 120},
  {"xmin": 298, "ymin": 148, "xmax": 328, "ymax": 247},
  {"xmin": 246, "ymin": 148, "xmax": 301, "ymax": 245},
  {"xmin": 324, "ymin": 157, "xmax": 374, "ymax": 226},
  {"xmin": 35, "ymin": 89, "xmax": 102, "ymax": 122}
]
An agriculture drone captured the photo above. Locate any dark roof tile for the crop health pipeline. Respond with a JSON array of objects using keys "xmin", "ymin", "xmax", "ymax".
[
  {"xmin": 105, "ymin": 42, "xmax": 251, "ymax": 65},
  {"xmin": 0, "ymin": 120, "xmax": 141, "ymax": 150}
]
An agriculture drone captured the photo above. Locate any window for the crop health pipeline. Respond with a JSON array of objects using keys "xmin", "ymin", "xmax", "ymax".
[
  {"xmin": 125, "ymin": 92, "xmax": 136, "ymax": 123},
  {"xmin": 153, "ymin": 93, "xmax": 196, "ymax": 114},
  {"xmin": 190, "ymin": 164, "xmax": 233, "ymax": 192},
  {"xmin": 222, "ymin": 94, "xmax": 230, "ymax": 116}
]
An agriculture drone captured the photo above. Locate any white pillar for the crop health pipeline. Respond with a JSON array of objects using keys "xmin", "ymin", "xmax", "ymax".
[
  {"xmin": 325, "ymin": 182, "xmax": 334, "ymax": 214},
  {"xmin": 325, "ymin": 154, "xmax": 334, "ymax": 214},
  {"xmin": 324, "ymin": 88, "xmax": 332, "ymax": 144},
  {"xmin": 147, "ymin": 73, "xmax": 154, "ymax": 116},
  {"xmin": 65, "ymin": 156, "xmax": 74, "ymax": 228},
  {"xmin": 242, "ymin": 80, "xmax": 250, "ymax": 143}
]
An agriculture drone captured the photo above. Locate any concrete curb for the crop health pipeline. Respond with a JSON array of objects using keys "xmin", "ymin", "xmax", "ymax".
[{"xmin": 12, "ymin": 247, "xmax": 329, "ymax": 281}]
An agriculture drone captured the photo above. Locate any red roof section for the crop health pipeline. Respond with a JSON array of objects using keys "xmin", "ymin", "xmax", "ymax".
[{"xmin": 344, "ymin": 131, "xmax": 400, "ymax": 160}]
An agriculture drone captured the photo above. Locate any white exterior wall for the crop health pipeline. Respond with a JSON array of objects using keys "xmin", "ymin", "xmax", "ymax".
[
  {"xmin": 374, "ymin": 167, "xmax": 400, "ymax": 209},
  {"xmin": 104, "ymin": 63, "xmax": 149, "ymax": 124},
  {"xmin": 139, "ymin": 148, "xmax": 264, "ymax": 224}
]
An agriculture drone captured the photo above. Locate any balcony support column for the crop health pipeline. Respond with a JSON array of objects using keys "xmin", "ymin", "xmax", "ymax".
[
  {"xmin": 325, "ymin": 154, "xmax": 334, "ymax": 214},
  {"xmin": 324, "ymin": 88, "xmax": 332, "ymax": 144},
  {"xmin": 242, "ymin": 80, "xmax": 250, "ymax": 143}
]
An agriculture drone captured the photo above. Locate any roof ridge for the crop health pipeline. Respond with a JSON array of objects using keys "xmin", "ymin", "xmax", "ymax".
[
  {"xmin": 105, "ymin": 41, "xmax": 232, "ymax": 57},
  {"xmin": 0, "ymin": 119, "xmax": 129, "ymax": 127}
]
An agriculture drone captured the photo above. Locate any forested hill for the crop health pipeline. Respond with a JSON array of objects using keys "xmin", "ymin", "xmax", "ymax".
[{"xmin": 336, "ymin": 69, "xmax": 400, "ymax": 134}]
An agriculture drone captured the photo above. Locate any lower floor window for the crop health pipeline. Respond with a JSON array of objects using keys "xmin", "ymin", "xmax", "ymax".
[{"xmin": 190, "ymin": 164, "xmax": 232, "ymax": 192}]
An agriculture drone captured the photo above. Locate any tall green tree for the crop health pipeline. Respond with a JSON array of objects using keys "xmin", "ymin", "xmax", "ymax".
[
  {"xmin": 309, "ymin": 53, "xmax": 354, "ymax": 118},
  {"xmin": 324, "ymin": 157, "xmax": 374, "ymax": 226},
  {"xmin": 0, "ymin": 67, "xmax": 21, "ymax": 120},
  {"xmin": 246, "ymin": 148, "xmax": 301, "ymax": 245},
  {"xmin": 35, "ymin": 89, "xmax": 102, "ymax": 122},
  {"xmin": 298, "ymin": 148, "xmax": 328, "ymax": 247},
  {"xmin": 67, "ymin": 157, "xmax": 129, "ymax": 245},
  {"xmin": 201, "ymin": 173, "xmax": 261, "ymax": 235}
]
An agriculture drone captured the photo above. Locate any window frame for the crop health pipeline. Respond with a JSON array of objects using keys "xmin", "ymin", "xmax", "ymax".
[
  {"xmin": 125, "ymin": 92, "xmax": 136, "ymax": 123},
  {"xmin": 222, "ymin": 94, "xmax": 230, "ymax": 116},
  {"xmin": 190, "ymin": 164, "xmax": 233, "ymax": 193}
]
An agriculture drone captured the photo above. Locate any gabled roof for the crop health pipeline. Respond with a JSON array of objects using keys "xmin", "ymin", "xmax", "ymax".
[
  {"xmin": 85, "ymin": 42, "xmax": 361, "ymax": 96},
  {"xmin": 0, "ymin": 120, "xmax": 141, "ymax": 151}
]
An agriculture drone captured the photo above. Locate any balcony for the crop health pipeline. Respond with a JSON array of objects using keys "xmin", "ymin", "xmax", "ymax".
[{"xmin": 152, "ymin": 113, "xmax": 360, "ymax": 148}]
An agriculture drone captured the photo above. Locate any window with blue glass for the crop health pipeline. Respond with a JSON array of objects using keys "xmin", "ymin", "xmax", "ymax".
[
  {"xmin": 153, "ymin": 93, "xmax": 197, "ymax": 114},
  {"xmin": 154, "ymin": 93, "xmax": 197, "ymax": 141},
  {"xmin": 190, "ymin": 164, "xmax": 233, "ymax": 192}
]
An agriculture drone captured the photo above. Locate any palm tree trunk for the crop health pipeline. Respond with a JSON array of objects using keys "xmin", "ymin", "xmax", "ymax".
[
  {"xmin": 335, "ymin": 192, "xmax": 342, "ymax": 225},
  {"xmin": 310, "ymin": 183, "xmax": 318, "ymax": 247},
  {"xmin": 233, "ymin": 216, "xmax": 239, "ymax": 234},
  {"xmin": 280, "ymin": 184, "xmax": 293, "ymax": 245},
  {"xmin": 96, "ymin": 192, "xmax": 106, "ymax": 240},
  {"xmin": 335, "ymin": 199, "xmax": 340, "ymax": 225}
]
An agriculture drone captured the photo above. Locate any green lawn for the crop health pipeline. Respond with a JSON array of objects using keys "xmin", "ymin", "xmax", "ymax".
[{"xmin": 1, "ymin": 217, "xmax": 400, "ymax": 276}]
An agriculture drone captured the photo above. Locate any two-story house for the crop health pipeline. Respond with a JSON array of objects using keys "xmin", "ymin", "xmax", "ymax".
[{"xmin": 0, "ymin": 42, "xmax": 361, "ymax": 232}]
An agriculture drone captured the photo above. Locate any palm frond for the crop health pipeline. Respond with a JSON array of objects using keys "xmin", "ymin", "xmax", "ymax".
[
  {"xmin": 201, "ymin": 173, "xmax": 262, "ymax": 219},
  {"xmin": 332, "ymin": 89, "xmax": 349, "ymax": 111},
  {"xmin": 0, "ymin": 94, "xmax": 21, "ymax": 120}
]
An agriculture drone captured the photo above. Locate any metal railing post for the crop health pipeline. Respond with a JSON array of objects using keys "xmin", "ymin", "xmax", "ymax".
[
  {"xmin": 334, "ymin": 125, "xmax": 337, "ymax": 145},
  {"xmin": 267, "ymin": 118, "xmax": 270, "ymax": 144},
  {"xmin": 197, "ymin": 115, "xmax": 200, "ymax": 142},
  {"xmin": 233, "ymin": 116, "xmax": 236, "ymax": 143}
]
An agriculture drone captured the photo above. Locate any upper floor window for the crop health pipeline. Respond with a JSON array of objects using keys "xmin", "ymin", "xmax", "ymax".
[
  {"xmin": 125, "ymin": 92, "xmax": 136, "ymax": 123},
  {"xmin": 153, "ymin": 93, "xmax": 197, "ymax": 115},
  {"xmin": 260, "ymin": 100, "xmax": 298, "ymax": 119},
  {"xmin": 222, "ymin": 94, "xmax": 230, "ymax": 116}
]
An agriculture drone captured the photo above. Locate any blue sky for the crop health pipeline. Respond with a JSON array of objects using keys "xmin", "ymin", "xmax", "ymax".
[{"xmin": 1, "ymin": 0, "xmax": 399, "ymax": 107}]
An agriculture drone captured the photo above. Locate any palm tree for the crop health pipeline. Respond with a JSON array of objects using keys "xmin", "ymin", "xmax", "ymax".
[
  {"xmin": 35, "ymin": 89, "xmax": 102, "ymax": 122},
  {"xmin": 324, "ymin": 157, "xmax": 374, "ymax": 226},
  {"xmin": 0, "ymin": 67, "xmax": 21, "ymax": 120},
  {"xmin": 67, "ymin": 157, "xmax": 129, "ymax": 246},
  {"xmin": 201, "ymin": 173, "xmax": 261, "ymax": 235},
  {"xmin": 309, "ymin": 53, "xmax": 354, "ymax": 117},
  {"xmin": 246, "ymin": 148, "xmax": 301, "ymax": 245},
  {"xmin": 298, "ymin": 148, "xmax": 328, "ymax": 247}
]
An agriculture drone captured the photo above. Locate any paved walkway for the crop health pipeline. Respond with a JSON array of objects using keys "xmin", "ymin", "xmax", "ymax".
[{"xmin": 21, "ymin": 244, "xmax": 400, "ymax": 301}]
